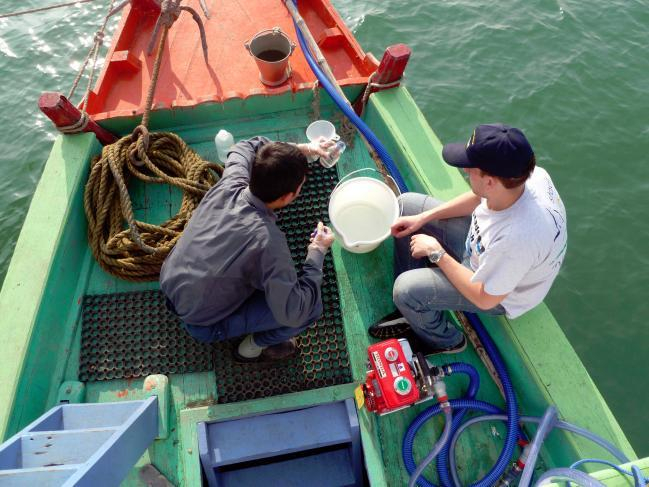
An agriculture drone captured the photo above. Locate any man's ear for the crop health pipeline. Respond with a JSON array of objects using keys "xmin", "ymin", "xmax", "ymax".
[
  {"xmin": 485, "ymin": 174, "xmax": 498, "ymax": 190},
  {"xmin": 280, "ymin": 192, "xmax": 295, "ymax": 205}
]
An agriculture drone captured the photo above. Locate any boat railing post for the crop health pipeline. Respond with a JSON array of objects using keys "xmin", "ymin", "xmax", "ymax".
[{"xmin": 38, "ymin": 92, "xmax": 119, "ymax": 145}]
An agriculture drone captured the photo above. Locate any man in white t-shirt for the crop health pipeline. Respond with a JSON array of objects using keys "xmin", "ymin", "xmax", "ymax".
[{"xmin": 369, "ymin": 123, "xmax": 567, "ymax": 354}]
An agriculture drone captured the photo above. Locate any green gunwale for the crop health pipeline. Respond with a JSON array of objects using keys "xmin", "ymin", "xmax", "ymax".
[{"xmin": 0, "ymin": 86, "xmax": 645, "ymax": 486}]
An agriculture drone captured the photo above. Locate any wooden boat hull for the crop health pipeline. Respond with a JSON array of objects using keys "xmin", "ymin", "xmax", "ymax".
[{"xmin": 0, "ymin": 0, "xmax": 646, "ymax": 484}]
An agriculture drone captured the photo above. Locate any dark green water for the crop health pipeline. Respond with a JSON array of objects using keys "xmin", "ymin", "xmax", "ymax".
[{"xmin": 1, "ymin": 0, "xmax": 648, "ymax": 454}]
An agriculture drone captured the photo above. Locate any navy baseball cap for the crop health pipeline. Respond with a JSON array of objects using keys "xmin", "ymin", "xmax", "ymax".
[{"xmin": 442, "ymin": 123, "xmax": 534, "ymax": 178}]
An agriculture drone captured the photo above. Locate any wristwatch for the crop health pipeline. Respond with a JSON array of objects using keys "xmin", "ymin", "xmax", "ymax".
[{"xmin": 428, "ymin": 249, "xmax": 447, "ymax": 264}]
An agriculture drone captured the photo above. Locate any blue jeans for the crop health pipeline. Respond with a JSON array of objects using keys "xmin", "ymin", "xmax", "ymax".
[
  {"xmin": 176, "ymin": 291, "xmax": 322, "ymax": 346},
  {"xmin": 393, "ymin": 193, "xmax": 505, "ymax": 348}
]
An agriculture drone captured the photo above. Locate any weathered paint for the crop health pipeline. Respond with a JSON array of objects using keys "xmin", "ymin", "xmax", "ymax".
[{"xmin": 0, "ymin": 132, "xmax": 99, "ymax": 440}]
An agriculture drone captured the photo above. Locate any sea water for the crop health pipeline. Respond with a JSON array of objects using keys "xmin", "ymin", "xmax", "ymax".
[{"xmin": 334, "ymin": 204, "xmax": 390, "ymax": 243}]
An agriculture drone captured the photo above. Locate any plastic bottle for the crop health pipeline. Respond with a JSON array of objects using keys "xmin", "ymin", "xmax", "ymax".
[
  {"xmin": 320, "ymin": 140, "xmax": 346, "ymax": 168},
  {"xmin": 214, "ymin": 129, "xmax": 234, "ymax": 163}
]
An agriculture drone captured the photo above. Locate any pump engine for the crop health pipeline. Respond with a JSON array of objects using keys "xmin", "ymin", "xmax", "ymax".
[{"xmin": 363, "ymin": 338, "xmax": 443, "ymax": 415}]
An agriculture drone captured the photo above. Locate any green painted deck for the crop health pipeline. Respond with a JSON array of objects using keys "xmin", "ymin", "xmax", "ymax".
[{"xmin": 0, "ymin": 86, "xmax": 644, "ymax": 486}]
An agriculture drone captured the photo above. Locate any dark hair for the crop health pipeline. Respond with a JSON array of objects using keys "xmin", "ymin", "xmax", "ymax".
[
  {"xmin": 249, "ymin": 142, "xmax": 308, "ymax": 202},
  {"xmin": 482, "ymin": 155, "xmax": 536, "ymax": 189}
]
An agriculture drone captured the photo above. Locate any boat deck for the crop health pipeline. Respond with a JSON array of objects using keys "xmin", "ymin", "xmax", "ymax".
[
  {"xmin": 0, "ymin": 87, "xmax": 639, "ymax": 485},
  {"xmin": 55, "ymin": 104, "xmax": 519, "ymax": 485}
]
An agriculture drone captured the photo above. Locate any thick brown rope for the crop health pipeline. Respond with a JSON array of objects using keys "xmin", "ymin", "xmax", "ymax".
[{"xmin": 84, "ymin": 132, "xmax": 223, "ymax": 281}]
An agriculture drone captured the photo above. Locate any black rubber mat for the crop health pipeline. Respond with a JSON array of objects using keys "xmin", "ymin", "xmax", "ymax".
[
  {"xmin": 212, "ymin": 165, "xmax": 353, "ymax": 403},
  {"xmin": 79, "ymin": 290, "xmax": 213, "ymax": 381},
  {"xmin": 79, "ymin": 164, "xmax": 353, "ymax": 400}
]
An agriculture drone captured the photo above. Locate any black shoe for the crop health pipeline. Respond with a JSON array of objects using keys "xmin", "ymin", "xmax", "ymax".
[
  {"xmin": 233, "ymin": 338, "xmax": 298, "ymax": 363},
  {"xmin": 368, "ymin": 310, "xmax": 411, "ymax": 339},
  {"xmin": 411, "ymin": 334, "xmax": 468, "ymax": 356}
]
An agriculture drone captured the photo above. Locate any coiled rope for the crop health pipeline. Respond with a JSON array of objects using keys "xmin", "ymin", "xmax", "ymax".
[{"xmin": 84, "ymin": 0, "xmax": 220, "ymax": 281}]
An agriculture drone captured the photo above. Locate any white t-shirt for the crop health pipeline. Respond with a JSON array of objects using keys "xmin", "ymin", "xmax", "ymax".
[{"xmin": 466, "ymin": 167, "xmax": 567, "ymax": 318}]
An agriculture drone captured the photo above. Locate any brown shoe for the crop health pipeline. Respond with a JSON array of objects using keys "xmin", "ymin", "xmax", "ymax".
[{"xmin": 233, "ymin": 338, "xmax": 297, "ymax": 363}]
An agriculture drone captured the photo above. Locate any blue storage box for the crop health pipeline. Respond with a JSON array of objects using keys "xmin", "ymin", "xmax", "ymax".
[{"xmin": 197, "ymin": 399, "xmax": 362, "ymax": 486}]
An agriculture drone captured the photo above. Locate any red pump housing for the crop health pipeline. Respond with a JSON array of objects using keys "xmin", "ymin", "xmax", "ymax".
[{"xmin": 363, "ymin": 339, "xmax": 420, "ymax": 414}]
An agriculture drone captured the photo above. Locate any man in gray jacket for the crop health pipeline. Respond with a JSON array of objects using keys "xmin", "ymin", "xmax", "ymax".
[{"xmin": 161, "ymin": 137, "xmax": 334, "ymax": 362}]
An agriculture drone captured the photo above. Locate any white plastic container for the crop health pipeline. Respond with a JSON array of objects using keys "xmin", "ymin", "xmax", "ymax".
[
  {"xmin": 214, "ymin": 129, "xmax": 234, "ymax": 163},
  {"xmin": 320, "ymin": 140, "xmax": 346, "ymax": 168},
  {"xmin": 306, "ymin": 120, "xmax": 337, "ymax": 143},
  {"xmin": 328, "ymin": 169, "xmax": 400, "ymax": 253},
  {"xmin": 305, "ymin": 120, "xmax": 342, "ymax": 166}
]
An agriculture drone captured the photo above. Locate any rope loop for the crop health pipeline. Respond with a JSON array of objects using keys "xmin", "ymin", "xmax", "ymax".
[
  {"xmin": 159, "ymin": 0, "xmax": 181, "ymax": 27},
  {"xmin": 59, "ymin": 111, "xmax": 90, "ymax": 134},
  {"xmin": 129, "ymin": 125, "xmax": 150, "ymax": 166},
  {"xmin": 85, "ymin": 131, "xmax": 223, "ymax": 281},
  {"xmin": 94, "ymin": 31, "xmax": 105, "ymax": 45}
]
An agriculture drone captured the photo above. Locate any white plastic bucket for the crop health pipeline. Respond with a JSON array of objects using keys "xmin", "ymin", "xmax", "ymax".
[{"xmin": 328, "ymin": 169, "xmax": 400, "ymax": 253}]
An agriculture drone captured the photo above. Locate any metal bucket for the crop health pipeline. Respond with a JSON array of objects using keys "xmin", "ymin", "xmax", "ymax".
[{"xmin": 245, "ymin": 27, "xmax": 295, "ymax": 87}]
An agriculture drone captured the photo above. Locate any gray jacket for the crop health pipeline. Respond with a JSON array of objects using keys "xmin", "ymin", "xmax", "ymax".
[{"xmin": 160, "ymin": 136, "xmax": 324, "ymax": 327}]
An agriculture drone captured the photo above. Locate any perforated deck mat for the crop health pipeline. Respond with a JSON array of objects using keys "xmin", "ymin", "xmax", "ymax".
[
  {"xmin": 79, "ymin": 290, "xmax": 213, "ymax": 381},
  {"xmin": 80, "ymin": 164, "xmax": 353, "ymax": 400},
  {"xmin": 212, "ymin": 165, "xmax": 352, "ymax": 403}
]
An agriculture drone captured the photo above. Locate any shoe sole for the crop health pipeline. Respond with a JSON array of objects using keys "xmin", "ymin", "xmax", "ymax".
[
  {"xmin": 232, "ymin": 349, "xmax": 262, "ymax": 363},
  {"xmin": 368, "ymin": 318, "xmax": 411, "ymax": 339}
]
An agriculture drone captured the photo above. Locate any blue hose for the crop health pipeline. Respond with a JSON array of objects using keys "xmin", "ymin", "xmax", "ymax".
[
  {"xmin": 631, "ymin": 465, "xmax": 645, "ymax": 487},
  {"xmin": 570, "ymin": 459, "xmax": 649, "ymax": 487},
  {"xmin": 519, "ymin": 406, "xmax": 559, "ymax": 486},
  {"xmin": 409, "ymin": 408, "xmax": 453, "ymax": 487},
  {"xmin": 534, "ymin": 468, "xmax": 606, "ymax": 487},
  {"xmin": 401, "ymin": 321, "xmax": 519, "ymax": 487},
  {"xmin": 463, "ymin": 312, "xmax": 520, "ymax": 487},
  {"xmin": 435, "ymin": 363, "xmax": 480, "ymax": 487},
  {"xmin": 290, "ymin": 2, "xmax": 408, "ymax": 193},
  {"xmin": 402, "ymin": 399, "xmax": 503, "ymax": 487}
]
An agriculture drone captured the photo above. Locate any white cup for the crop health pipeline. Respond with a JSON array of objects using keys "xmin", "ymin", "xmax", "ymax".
[
  {"xmin": 306, "ymin": 120, "xmax": 342, "ymax": 165},
  {"xmin": 306, "ymin": 120, "xmax": 338, "ymax": 143}
]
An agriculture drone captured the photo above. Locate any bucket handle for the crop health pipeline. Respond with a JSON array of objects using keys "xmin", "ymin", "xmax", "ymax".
[
  {"xmin": 332, "ymin": 168, "xmax": 404, "ymax": 216},
  {"xmin": 244, "ymin": 27, "xmax": 296, "ymax": 56}
]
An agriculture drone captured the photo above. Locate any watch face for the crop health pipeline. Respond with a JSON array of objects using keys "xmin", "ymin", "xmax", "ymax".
[{"xmin": 429, "ymin": 250, "xmax": 445, "ymax": 263}]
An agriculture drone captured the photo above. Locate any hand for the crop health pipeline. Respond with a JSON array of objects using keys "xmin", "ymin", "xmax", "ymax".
[
  {"xmin": 309, "ymin": 221, "xmax": 335, "ymax": 253},
  {"xmin": 298, "ymin": 140, "xmax": 335, "ymax": 160},
  {"xmin": 391, "ymin": 215, "xmax": 425, "ymax": 238},
  {"xmin": 409, "ymin": 234, "xmax": 443, "ymax": 259}
]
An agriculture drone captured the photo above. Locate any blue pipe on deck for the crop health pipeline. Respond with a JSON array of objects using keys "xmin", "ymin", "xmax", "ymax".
[
  {"xmin": 533, "ymin": 468, "xmax": 606, "ymax": 487},
  {"xmin": 462, "ymin": 312, "xmax": 520, "ymax": 487},
  {"xmin": 519, "ymin": 406, "xmax": 559, "ymax": 486},
  {"xmin": 402, "ymin": 399, "xmax": 504, "ymax": 487},
  {"xmin": 435, "ymin": 363, "xmax": 480, "ymax": 487},
  {"xmin": 408, "ymin": 408, "xmax": 453, "ymax": 487}
]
